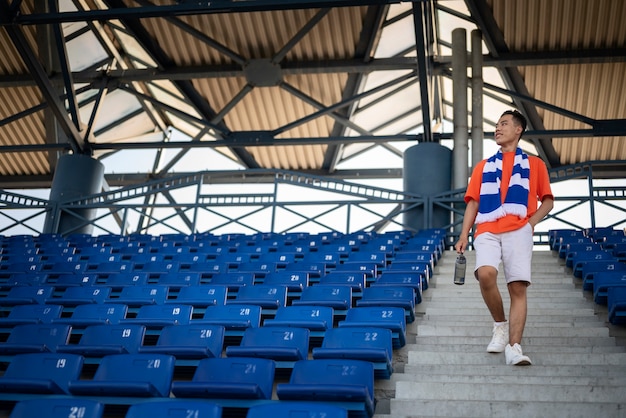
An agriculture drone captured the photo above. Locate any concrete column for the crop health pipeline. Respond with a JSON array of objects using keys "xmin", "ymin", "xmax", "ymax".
[
  {"xmin": 471, "ymin": 29, "xmax": 484, "ymax": 167},
  {"xmin": 452, "ymin": 28, "xmax": 468, "ymax": 189},
  {"xmin": 44, "ymin": 154, "xmax": 104, "ymax": 235},
  {"xmin": 403, "ymin": 143, "xmax": 452, "ymax": 230}
]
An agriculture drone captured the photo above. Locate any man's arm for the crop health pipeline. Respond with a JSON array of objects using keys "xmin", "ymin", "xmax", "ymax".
[
  {"xmin": 455, "ymin": 199, "xmax": 478, "ymax": 254},
  {"xmin": 528, "ymin": 196, "xmax": 554, "ymax": 229}
]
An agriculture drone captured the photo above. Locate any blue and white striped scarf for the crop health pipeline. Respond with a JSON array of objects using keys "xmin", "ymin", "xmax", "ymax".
[{"xmin": 475, "ymin": 147, "xmax": 530, "ymax": 224}]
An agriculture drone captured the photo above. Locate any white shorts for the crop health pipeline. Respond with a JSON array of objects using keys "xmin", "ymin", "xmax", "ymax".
[{"xmin": 473, "ymin": 222, "xmax": 533, "ymax": 284}]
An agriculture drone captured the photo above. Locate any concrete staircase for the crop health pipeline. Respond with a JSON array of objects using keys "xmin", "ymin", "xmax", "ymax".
[{"xmin": 374, "ymin": 250, "xmax": 626, "ymax": 418}]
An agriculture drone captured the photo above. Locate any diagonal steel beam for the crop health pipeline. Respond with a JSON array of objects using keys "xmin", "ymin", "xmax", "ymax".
[{"xmin": 0, "ymin": 2, "xmax": 84, "ymax": 154}]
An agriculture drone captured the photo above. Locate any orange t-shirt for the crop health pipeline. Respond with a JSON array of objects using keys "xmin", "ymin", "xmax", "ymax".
[{"xmin": 465, "ymin": 151, "xmax": 553, "ymax": 237}]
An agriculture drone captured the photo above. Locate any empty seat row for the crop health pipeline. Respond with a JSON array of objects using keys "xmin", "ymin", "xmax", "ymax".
[
  {"xmin": 0, "ymin": 353, "xmax": 373, "ymax": 417},
  {"xmin": 549, "ymin": 228, "xmax": 626, "ymax": 326}
]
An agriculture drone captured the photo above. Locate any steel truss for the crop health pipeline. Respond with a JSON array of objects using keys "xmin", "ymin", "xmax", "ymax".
[{"xmin": 1, "ymin": 163, "xmax": 624, "ymax": 246}]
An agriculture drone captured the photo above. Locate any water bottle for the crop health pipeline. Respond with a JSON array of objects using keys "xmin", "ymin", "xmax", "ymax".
[{"xmin": 454, "ymin": 253, "xmax": 466, "ymax": 285}]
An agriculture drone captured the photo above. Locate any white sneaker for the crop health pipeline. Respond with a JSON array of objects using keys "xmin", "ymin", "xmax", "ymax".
[
  {"xmin": 486, "ymin": 322, "xmax": 509, "ymax": 353},
  {"xmin": 505, "ymin": 343, "xmax": 532, "ymax": 366}
]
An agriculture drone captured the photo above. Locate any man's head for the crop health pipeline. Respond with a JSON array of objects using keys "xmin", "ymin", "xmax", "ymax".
[
  {"xmin": 495, "ymin": 110, "xmax": 526, "ymax": 151},
  {"xmin": 500, "ymin": 109, "xmax": 527, "ymax": 139}
]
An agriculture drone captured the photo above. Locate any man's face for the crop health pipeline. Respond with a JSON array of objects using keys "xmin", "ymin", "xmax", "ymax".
[{"xmin": 495, "ymin": 114, "xmax": 522, "ymax": 150}]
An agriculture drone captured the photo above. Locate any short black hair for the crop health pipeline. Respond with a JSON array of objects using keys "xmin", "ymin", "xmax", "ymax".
[{"xmin": 501, "ymin": 109, "xmax": 527, "ymax": 137}]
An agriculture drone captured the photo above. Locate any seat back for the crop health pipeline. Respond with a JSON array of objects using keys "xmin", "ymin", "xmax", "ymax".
[
  {"xmin": 226, "ymin": 326, "xmax": 310, "ymax": 361},
  {"xmin": 0, "ymin": 304, "xmax": 63, "ymax": 325},
  {"xmin": 276, "ymin": 359, "xmax": 374, "ymax": 415},
  {"xmin": 292, "ymin": 285, "xmax": 352, "ymax": 310},
  {"xmin": 9, "ymin": 398, "xmax": 103, "ymax": 418},
  {"xmin": 58, "ymin": 324, "xmax": 145, "ymax": 356},
  {"xmin": 262, "ymin": 271, "xmax": 309, "ymax": 291},
  {"xmin": 124, "ymin": 304, "xmax": 193, "ymax": 326},
  {"xmin": 113, "ymin": 285, "xmax": 169, "ymax": 305},
  {"xmin": 200, "ymin": 304, "xmax": 262, "ymax": 330},
  {"xmin": 124, "ymin": 400, "xmax": 222, "ymax": 418},
  {"xmin": 227, "ymin": 284, "xmax": 288, "ymax": 309},
  {"xmin": 140, "ymin": 324, "xmax": 225, "ymax": 358},
  {"xmin": 171, "ymin": 357, "xmax": 275, "ymax": 400},
  {"xmin": 264, "ymin": 305, "xmax": 334, "ymax": 332},
  {"xmin": 167, "ymin": 285, "xmax": 227, "ymax": 307},
  {"xmin": 318, "ymin": 272, "xmax": 366, "ymax": 292},
  {"xmin": 0, "ymin": 352, "xmax": 83, "ymax": 395},
  {"xmin": 0, "ymin": 323, "xmax": 72, "ymax": 354},
  {"xmin": 48, "ymin": 286, "xmax": 111, "ymax": 305},
  {"xmin": 69, "ymin": 353, "xmax": 175, "ymax": 397},
  {"xmin": 53, "ymin": 303, "xmax": 128, "ymax": 326},
  {"xmin": 245, "ymin": 402, "xmax": 347, "ymax": 418},
  {"xmin": 0, "ymin": 285, "xmax": 54, "ymax": 305},
  {"xmin": 340, "ymin": 306, "xmax": 406, "ymax": 348}
]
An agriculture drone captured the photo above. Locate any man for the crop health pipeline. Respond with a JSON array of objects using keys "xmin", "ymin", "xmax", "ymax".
[{"xmin": 455, "ymin": 110, "xmax": 554, "ymax": 366}]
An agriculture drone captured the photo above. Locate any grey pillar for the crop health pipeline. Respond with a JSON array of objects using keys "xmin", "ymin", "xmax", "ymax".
[
  {"xmin": 471, "ymin": 29, "xmax": 484, "ymax": 167},
  {"xmin": 403, "ymin": 142, "xmax": 452, "ymax": 230},
  {"xmin": 44, "ymin": 154, "xmax": 104, "ymax": 235},
  {"xmin": 452, "ymin": 28, "xmax": 468, "ymax": 189}
]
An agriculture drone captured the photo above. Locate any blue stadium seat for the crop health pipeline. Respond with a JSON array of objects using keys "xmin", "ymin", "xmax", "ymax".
[
  {"xmin": 123, "ymin": 304, "xmax": 193, "ymax": 327},
  {"xmin": 83, "ymin": 261, "xmax": 133, "ymax": 275},
  {"xmin": 283, "ymin": 261, "xmax": 326, "ymax": 280},
  {"xmin": 46, "ymin": 286, "xmax": 111, "ymax": 306},
  {"xmin": 0, "ymin": 352, "xmax": 83, "ymax": 394},
  {"xmin": 68, "ymin": 353, "xmax": 175, "ymax": 397},
  {"xmin": 339, "ymin": 306, "xmax": 406, "ymax": 348},
  {"xmin": 333, "ymin": 261, "xmax": 378, "ymax": 281},
  {"xmin": 40, "ymin": 261, "xmax": 87, "ymax": 276},
  {"xmin": 356, "ymin": 286, "xmax": 416, "ymax": 323},
  {"xmin": 171, "ymin": 357, "xmax": 275, "ymax": 400},
  {"xmin": 166, "ymin": 285, "xmax": 228, "ymax": 307},
  {"xmin": 124, "ymin": 400, "xmax": 222, "ymax": 418},
  {"xmin": 386, "ymin": 261, "xmax": 431, "ymax": 289},
  {"xmin": 371, "ymin": 271, "xmax": 422, "ymax": 303},
  {"xmin": 563, "ymin": 242, "xmax": 603, "ymax": 267},
  {"xmin": 318, "ymin": 272, "xmax": 366, "ymax": 294},
  {"xmin": 312, "ymin": 327, "xmax": 393, "ymax": 379},
  {"xmin": 291, "ymin": 285, "xmax": 353, "ymax": 313},
  {"xmin": 110, "ymin": 285, "xmax": 169, "ymax": 305},
  {"xmin": 226, "ymin": 327, "xmax": 310, "ymax": 366},
  {"xmin": 104, "ymin": 272, "xmax": 149, "ymax": 287},
  {"xmin": 133, "ymin": 260, "xmax": 181, "ymax": 274},
  {"xmin": 608, "ymin": 286, "xmax": 626, "ymax": 325},
  {"xmin": 210, "ymin": 272, "xmax": 255, "ymax": 289},
  {"xmin": 276, "ymin": 359, "xmax": 375, "ymax": 418},
  {"xmin": 593, "ymin": 272, "xmax": 626, "ymax": 305},
  {"xmin": 393, "ymin": 250, "xmax": 435, "ymax": 270},
  {"xmin": 0, "ymin": 285, "xmax": 54, "ymax": 305},
  {"xmin": 139, "ymin": 324, "xmax": 224, "ymax": 360},
  {"xmin": 262, "ymin": 271, "xmax": 309, "ymax": 292},
  {"xmin": 149, "ymin": 272, "xmax": 201, "ymax": 288},
  {"xmin": 263, "ymin": 305, "xmax": 334, "ymax": 338},
  {"xmin": 9, "ymin": 398, "xmax": 103, "ymax": 418},
  {"xmin": 226, "ymin": 284, "xmax": 288, "ymax": 311},
  {"xmin": 571, "ymin": 250, "xmax": 616, "ymax": 278},
  {"xmin": 52, "ymin": 303, "xmax": 128, "ymax": 327},
  {"xmin": 57, "ymin": 324, "xmax": 145, "ymax": 356},
  {"xmin": 45, "ymin": 273, "xmax": 97, "ymax": 288},
  {"xmin": 199, "ymin": 304, "xmax": 262, "ymax": 332},
  {"xmin": 245, "ymin": 402, "xmax": 348, "ymax": 418},
  {"xmin": 0, "ymin": 272, "xmax": 46, "ymax": 286},
  {"xmin": 344, "ymin": 251, "xmax": 387, "ymax": 269},
  {"xmin": 0, "ymin": 324, "xmax": 72, "ymax": 354},
  {"xmin": 582, "ymin": 261, "xmax": 626, "ymax": 291},
  {"xmin": 0, "ymin": 304, "xmax": 63, "ymax": 326}
]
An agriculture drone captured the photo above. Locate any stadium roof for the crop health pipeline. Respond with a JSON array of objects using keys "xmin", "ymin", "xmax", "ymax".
[{"xmin": 1, "ymin": 0, "xmax": 625, "ymax": 191}]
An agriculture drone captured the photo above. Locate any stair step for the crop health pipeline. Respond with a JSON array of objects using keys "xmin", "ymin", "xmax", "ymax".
[
  {"xmin": 389, "ymin": 399, "xmax": 626, "ymax": 418},
  {"xmin": 408, "ymin": 350, "xmax": 626, "ymax": 366},
  {"xmin": 395, "ymin": 381, "xmax": 626, "ymax": 403}
]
